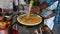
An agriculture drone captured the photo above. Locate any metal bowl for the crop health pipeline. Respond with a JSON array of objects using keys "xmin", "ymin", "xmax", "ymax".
[{"xmin": 17, "ymin": 14, "xmax": 43, "ymax": 26}]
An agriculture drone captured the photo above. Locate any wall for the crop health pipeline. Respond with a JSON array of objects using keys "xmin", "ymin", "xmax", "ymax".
[{"xmin": 0, "ymin": 0, "xmax": 11, "ymax": 8}]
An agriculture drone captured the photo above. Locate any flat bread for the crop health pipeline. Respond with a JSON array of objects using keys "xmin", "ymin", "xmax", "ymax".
[{"xmin": 17, "ymin": 14, "xmax": 42, "ymax": 26}]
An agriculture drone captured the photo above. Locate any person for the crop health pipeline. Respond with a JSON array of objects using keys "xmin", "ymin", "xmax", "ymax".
[
  {"xmin": 31, "ymin": 0, "xmax": 60, "ymax": 34},
  {"xmin": 29, "ymin": 0, "xmax": 55, "ymax": 30}
]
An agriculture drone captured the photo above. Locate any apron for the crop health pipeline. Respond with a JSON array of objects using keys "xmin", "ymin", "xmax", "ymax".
[{"xmin": 44, "ymin": 16, "xmax": 55, "ymax": 30}]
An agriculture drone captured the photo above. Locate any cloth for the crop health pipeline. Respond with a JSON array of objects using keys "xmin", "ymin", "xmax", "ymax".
[
  {"xmin": 44, "ymin": 16, "xmax": 55, "ymax": 30},
  {"xmin": 12, "ymin": 29, "xmax": 18, "ymax": 34},
  {"xmin": 46, "ymin": 0, "xmax": 60, "ymax": 23},
  {"xmin": 46, "ymin": 1, "xmax": 58, "ymax": 10},
  {"xmin": 40, "ymin": 9, "xmax": 53, "ymax": 17},
  {"xmin": 0, "ymin": 0, "xmax": 18, "ymax": 9},
  {"xmin": 54, "ymin": 2, "xmax": 60, "ymax": 23}
]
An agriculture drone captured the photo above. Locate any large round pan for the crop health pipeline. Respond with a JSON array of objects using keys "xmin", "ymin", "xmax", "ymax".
[{"xmin": 17, "ymin": 14, "xmax": 43, "ymax": 26}]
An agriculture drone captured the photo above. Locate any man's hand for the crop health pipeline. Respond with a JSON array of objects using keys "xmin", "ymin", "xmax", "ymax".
[{"xmin": 31, "ymin": 6, "xmax": 40, "ymax": 12}]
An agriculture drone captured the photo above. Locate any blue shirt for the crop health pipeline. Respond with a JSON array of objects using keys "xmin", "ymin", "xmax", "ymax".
[{"xmin": 45, "ymin": 0, "xmax": 60, "ymax": 23}]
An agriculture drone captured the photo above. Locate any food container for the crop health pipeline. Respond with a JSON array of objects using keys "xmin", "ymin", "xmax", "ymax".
[{"xmin": 17, "ymin": 14, "xmax": 44, "ymax": 26}]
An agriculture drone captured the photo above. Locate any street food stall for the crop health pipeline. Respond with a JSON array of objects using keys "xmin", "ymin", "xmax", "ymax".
[{"xmin": 0, "ymin": 0, "xmax": 55, "ymax": 34}]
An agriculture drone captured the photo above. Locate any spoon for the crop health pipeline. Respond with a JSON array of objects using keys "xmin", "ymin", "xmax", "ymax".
[{"xmin": 27, "ymin": 0, "xmax": 34, "ymax": 19}]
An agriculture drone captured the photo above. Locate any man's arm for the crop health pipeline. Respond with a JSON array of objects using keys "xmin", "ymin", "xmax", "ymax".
[
  {"xmin": 38, "ymin": 1, "xmax": 56, "ymax": 19},
  {"xmin": 39, "ymin": 2, "xmax": 56, "ymax": 19},
  {"xmin": 44, "ymin": 10, "xmax": 56, "ymax": 19}
]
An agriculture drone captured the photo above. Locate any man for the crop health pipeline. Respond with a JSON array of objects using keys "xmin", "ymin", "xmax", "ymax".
[
  {"xmin": 31, "ymin": 0, "xmax": 60, "ymax": 34},
  {"xmin": 30, "ymin": 0, "xmax": 55, "ymax": 30}
]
